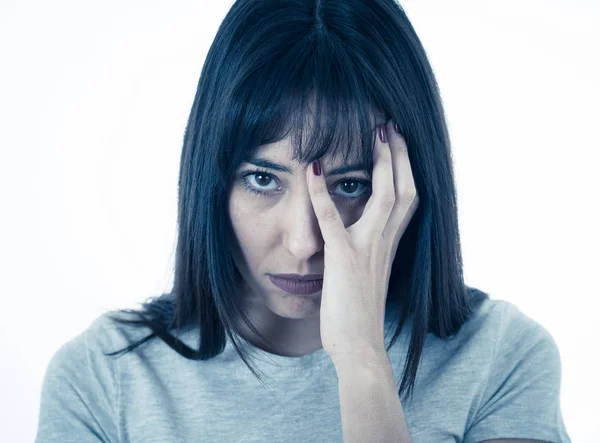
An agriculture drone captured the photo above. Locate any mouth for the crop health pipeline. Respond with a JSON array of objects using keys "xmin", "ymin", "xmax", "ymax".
[
  {"xmin": 268, "ymin": 274, "xmax": 324, "ymax": 296},
  {"xmin": 271, "ymin": 273, "xmax": 324, "ymax": 281}
]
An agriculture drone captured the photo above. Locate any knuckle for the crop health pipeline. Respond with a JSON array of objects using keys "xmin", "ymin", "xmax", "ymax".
[
  {"xmin": 380, "ymin": 192, "xmax": 396, "ymax": 212},
  {"xmin": 399, "ymin": 188, "xmax": 418, "ymax": 206},
  {"xmin": 321, "ymin": 204, "xmax": 339, "ymax": 222},
  {"xmin": 314, "ymin": 185, "xmax": 330, "ymax": 198}
]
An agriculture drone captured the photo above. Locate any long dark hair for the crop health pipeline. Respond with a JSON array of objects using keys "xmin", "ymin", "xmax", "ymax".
[{"xmin": 104, "ymin": 0, "xmax": 488, "ymax": 403}]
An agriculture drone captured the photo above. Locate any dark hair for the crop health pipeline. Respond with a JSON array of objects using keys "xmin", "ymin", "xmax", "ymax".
[{"xmin": 103, "ymin": 0, "xmax": 489, "ymax": 403}]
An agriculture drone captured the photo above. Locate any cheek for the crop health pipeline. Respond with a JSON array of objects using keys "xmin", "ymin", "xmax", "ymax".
[
  {"xmin": 228, "ymin": 191, "xmax": 276, "ymax": 251},
  {"xmin": 229, "ymin": 214, "xmax": 275, "ymax": 277}
]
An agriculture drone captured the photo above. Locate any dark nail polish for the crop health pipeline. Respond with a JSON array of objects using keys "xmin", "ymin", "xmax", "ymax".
[
  {"xmin": 379, "ymin": 124, "xmax": 388, "ymax": 143},
  {"xmin": 394, "ymin": 122, "xmax": 401, "ymax": 134},
  {"xmin": 312, "ymin": 160, "xmax": 321, "ymax": 176}
]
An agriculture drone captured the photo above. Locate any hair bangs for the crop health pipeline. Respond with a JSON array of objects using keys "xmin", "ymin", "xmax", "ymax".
[{"xmin": 231, "ymin": 27, "xmax": 385, "ymax": 178}]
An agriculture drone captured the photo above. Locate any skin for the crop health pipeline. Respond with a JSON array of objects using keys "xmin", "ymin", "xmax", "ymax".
[{"xmin": 228, "ymin": 111, "xmax": 386, "ymax": 357}]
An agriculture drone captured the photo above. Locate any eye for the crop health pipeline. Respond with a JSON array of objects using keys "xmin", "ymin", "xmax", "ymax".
[
  {"xmin": 239, "ymin": 169, "xmax": 371, "ymax": 203},
  {"xmin": 333, "ymin": 179, "xmax": 371, "ymax": 202},
  {"xmin": 240, "ymin": 169, "xmax": 281, "ymax": 197}
]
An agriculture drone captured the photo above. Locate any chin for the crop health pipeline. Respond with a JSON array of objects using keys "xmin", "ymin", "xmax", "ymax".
[{"xmin": 270, "ymin": 294, "xmax": 322, "ymax": 319}]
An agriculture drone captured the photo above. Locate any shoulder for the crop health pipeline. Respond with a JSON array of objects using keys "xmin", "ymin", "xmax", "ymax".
[
  {"xmin": 36, "ymin": 311, "xmax": 127, "ymax": 441},
  {"xmin": 44, "ymin": 309, "xmax": 154, "ymax": 384},
  {"xmin": 48, "ymin": 312, "xmax": 114, "ymax": 367},
  {"xmin": 43, "ymin": 312, "xmax": 123, "ymax": 387},
  {"xmin": 482, "ymin": 298, "xmax": 561, "ymax": 366},
  {"xmin": 460, "ymin": 298, "xmax": 569, "ymax": 443},
  {"xmin": 459, "ymin": 296, "xmax": 559, "ymax": 354},
  {"xmin": 434, "ymin": 296, "xmax": 563, "ymax": 383},
  {"xmin": 470, "ymin": 298, "xmax": 565, "ymax": 413}
]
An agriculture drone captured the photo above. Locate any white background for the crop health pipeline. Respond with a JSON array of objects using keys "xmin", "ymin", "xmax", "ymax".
[{"xmin": 1, "ymin": 0, "xmax": 598, "ymax": 441}]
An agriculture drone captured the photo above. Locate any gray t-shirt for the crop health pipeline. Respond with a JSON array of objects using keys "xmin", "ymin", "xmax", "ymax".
[{"xmin": 35, "ymin": 296, "xmax": 571, "ymax": 442}]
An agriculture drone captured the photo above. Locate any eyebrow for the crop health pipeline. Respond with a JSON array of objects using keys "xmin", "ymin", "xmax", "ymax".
[{"xmin": 246, "ymin": 158, "xmax": 368, "ymax": 176}]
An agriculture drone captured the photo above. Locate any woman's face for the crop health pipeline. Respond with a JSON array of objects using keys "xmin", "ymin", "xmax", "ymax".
[{"xmin": 228, "ymin": 117, "xmax": 385, "ymax": 322}]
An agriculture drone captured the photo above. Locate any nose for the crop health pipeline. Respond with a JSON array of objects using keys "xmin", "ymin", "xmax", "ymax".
[{"xmin": 283, "ymin": 191, "xmax": 324, "ymax": 260}]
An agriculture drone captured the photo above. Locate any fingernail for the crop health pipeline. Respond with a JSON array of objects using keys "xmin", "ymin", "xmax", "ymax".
[
  {"xmin": 312, "ymin": 160, "xmax": 321, "ymax": 176},
  {"xmin": 393, "ymin": 122, "xmax": 401, "ymax": 134},
  {"xmin": 379, "ymin": 123, "xmax": 388, "ymax": 143}
]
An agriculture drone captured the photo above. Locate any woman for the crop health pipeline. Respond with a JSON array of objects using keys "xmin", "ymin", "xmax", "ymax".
[{"xmin": 35, "ymin": 0, "xmax": 571, "ymax": 442}]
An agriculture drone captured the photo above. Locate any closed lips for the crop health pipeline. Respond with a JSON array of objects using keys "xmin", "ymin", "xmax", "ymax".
[
  {"xmin": 272, "ymin": 274, "xmax": 323, "ymax": 281},
  {"xmin": 269, "ymin": 275, "xmax": 324, "ymax": 295}
]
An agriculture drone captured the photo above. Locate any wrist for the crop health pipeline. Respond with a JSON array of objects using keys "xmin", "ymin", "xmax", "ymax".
[{"xmin": 331, "ymin": 348, "xmax": 392, "ymax": 374}]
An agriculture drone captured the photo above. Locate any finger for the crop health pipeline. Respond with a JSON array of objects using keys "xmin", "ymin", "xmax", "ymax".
[
  {"xmin": 384, "ymin": 120, "xmax": 419, "ymax": 244},
  {"xmin": 360, "ymin": 121, "xmax": 396, "ymax": 235},
  {"xmin": 306, "ymin": 160, "xmax": 350, "ymax": 253}
]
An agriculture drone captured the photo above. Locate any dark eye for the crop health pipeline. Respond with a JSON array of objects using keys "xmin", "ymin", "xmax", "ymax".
[
  {"xmin": 334, "ymin": 179, "xmax": 371, "ymax": 202},
  {"xmin": 337, "ymin": 180, "xmax": 360, "ymax": 195}
]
